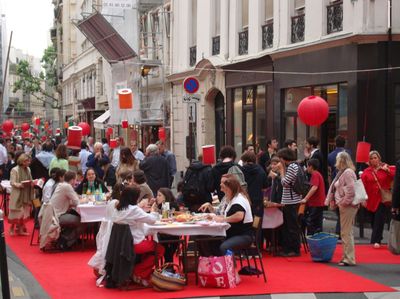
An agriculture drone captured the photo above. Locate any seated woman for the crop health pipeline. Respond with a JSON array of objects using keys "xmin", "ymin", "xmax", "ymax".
[
  {"xmin": 50, "ymin": 171, "xmax": 81, "ymax": 250},
  {"xmin": 111, "ymin": 185, "xmax": 164, "ymax": 287},
  {"xmin": 42, "ymin": 168, "xmax": 66, "ymax": 203},
  {"xmin": 199, "ymin": 174, "xmax": 254, "ymax": 256},
  {"xmin": 75, "ymin": 168, "xmax": 108, "ymax": 196},
  {"xmin": 153, "ymin": 188, "xmax": 180, "ymax": 263}
]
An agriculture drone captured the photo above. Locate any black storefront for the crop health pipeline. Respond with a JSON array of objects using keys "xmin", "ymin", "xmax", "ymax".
[{"xmin": 273, "ymin": 41, "xmax": 400, "ymax": 164}]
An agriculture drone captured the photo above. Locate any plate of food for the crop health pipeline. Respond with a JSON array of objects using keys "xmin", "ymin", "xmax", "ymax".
[{"xmin": 197, "ymin": 220, "xmax": 212, "ymax": 226}]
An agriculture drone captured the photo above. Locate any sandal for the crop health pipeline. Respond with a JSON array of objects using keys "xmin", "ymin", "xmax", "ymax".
[{"xmin": 338, "ymin": 261, "xmax": 354, "ymax": 266}]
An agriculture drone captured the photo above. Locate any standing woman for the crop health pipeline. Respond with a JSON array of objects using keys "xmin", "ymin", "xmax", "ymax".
[
  {"xmin": 361, "ymin": 151, "xmax": 395, "ymax": 248},
  {"xmin": 326, "ymin": 152, "xmax": 357, "ymax": 266},
  {"xmin": 116, "ymin": 147, "xmax": 139, "ymax": 181},
  {"xmin": 49, "ymin": 144, "xmax": 69, "ymax": 174},
  {"xmin": 8, "ymin": 154, "xmax": 35, "ymax": 236}
]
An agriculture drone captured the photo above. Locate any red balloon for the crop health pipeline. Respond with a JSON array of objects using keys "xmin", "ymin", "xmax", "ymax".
[
  {"xmin": 121, "ymin": 120, "xmax": 128, "ymax": 129},
  {"xmin": 21, "ymin": 123, "xmax": 30, "ymax": 132},
  {"xmin": 297, "ymin": 96, "xmax": 329, "ymax": 126},
  {"xmin": 35, "ymin": 118, "xmax": 41, "ymax": 126},
  {"xmin": 2, "ymin": 120, "xmax": 14, "ymax": 133},
  {"xmin": 78, "ymin": 122, "xmax": 90, "ymax": 136}
]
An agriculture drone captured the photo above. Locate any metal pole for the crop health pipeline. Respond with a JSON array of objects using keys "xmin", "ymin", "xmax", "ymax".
[
  {"xmin": 0, "ymin": 209, "xmax": 11, "ymax": 299},
  {"xmin": 0, "ymin": 31, "xmax": 13, "ymax": 122}
]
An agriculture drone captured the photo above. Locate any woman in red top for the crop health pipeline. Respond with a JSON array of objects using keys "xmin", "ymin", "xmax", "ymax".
[{"xmin": 361, "ymin": 151, "xmax": 395, "ymax": 248}]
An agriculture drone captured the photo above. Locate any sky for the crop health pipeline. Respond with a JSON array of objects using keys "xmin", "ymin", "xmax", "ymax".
[{"xmin": 4, "ymin": 0, "xmax": 54, "ymax": 58}]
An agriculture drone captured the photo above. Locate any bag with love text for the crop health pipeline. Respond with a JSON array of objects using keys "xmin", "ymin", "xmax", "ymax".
[{"xmin": 197, "ymin": 253, "xmax": 237, "ymax": 289}]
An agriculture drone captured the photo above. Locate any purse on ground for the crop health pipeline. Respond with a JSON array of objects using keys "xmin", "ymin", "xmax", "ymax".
[{"xmin": 352, "ymin": 179, "xmax": 368, "ymax": 205}]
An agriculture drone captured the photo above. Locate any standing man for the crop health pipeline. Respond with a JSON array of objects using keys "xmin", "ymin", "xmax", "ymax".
[
  {"xmin": 24, "ymin": 138, "xmax": 33, "ymax": 155},
  {"xmin": 304, "ymin": 137, "xmax": 325, "ymax": 178},
  {"xmin": 31, "ymin": 137, "xmax": 42, "ymax": 158},
  {"xmin": 139, "ymin": 144, "xmax": 170, "ymax": 195},
  {"xmin": 328, "ymin": 135, "xmax": 350, "ymax": 180},
  {"xmin": 79, "ymin": 141, "xmax": 92, "ymax": 175},
  {"xmin": 284, "ymin": 139, "xmax": 298, "ymax": 159},
  {"xmin": 109, "ymin": 137, "xmax": 121, "ymax": 169},
  {"xmin": 130, "ymin": 140, "xmax": 145, "ymax": 162},
  {"xmin": 258, "ymin": 138, "xmax": 279, "ymax": 173},
  {"xmin": 156, "ymin": 140, "xmax": 177, "ymax": 188},
  {"xmin": 102, "ymin": 138, "xmax": 110, "ymax": 157},
  {"xmin": 87, "ymin": 136, "xmax": 95, "ymax": 153}
]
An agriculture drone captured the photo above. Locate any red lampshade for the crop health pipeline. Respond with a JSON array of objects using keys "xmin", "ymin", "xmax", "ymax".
[
  {"xmin": 202, "ymin": 145, "xmax": 216, "ymax": 165},
  {"xmin": 78, "ymin": 122, "xmax": 90, "ymax": 136},
  {"xmin": 21, "ymin": 123, "xmax": 30, "ymax": 132},
  {"xmin": 297, "ymin": 96, "xmax": 329, "ymax": 126},
  {"xmin": 2, "ymin": 120, "xmax": 14, "ymax": 133},
  {"xmin": 118, "ymin": 89, "xmax": 133, "ymax": 109},
  {"xmin": 67, "ymin": 126, "xmax": 82, "ymax": 149},
  {"xmin": 158, "ymin": 127, "xmax": 166, "ymax": 141},
  {"xmin": 35, "ymin": 118, "xmax": 41, "ymax": 126},
  {"xmin": 106, "ymin": 127, "xmax": 113, "ymax": 136},
  {"xmin": 110, "ymin": 139, "xmax": 117, "ymax": 149},
  {"xmin": 121, "ymin": 120, "xmax": 128, "ymax": 129},
  {"xmin": 356, "ymin": 141, "xmax": 371, "ymax": 163}
]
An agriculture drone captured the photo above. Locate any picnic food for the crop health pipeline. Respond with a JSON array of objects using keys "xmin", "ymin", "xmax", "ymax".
[{"xmin": 176, "ymin": 214, "xmax": 193, "ymax": 222}]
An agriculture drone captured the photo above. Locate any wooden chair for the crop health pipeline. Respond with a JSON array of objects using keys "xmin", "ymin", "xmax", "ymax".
[{"xmin": 235, "ymin": 216, "xmax": 267, "ymax": 283}]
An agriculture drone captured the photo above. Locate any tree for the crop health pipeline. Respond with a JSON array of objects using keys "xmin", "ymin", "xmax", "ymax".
[{"xmin": 13, "ymin": 46, "xmax": 60, "ymax": 109}]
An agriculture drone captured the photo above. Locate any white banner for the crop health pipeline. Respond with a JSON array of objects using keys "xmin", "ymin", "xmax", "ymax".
[{"xmin": 102, "ymin": 0, "xmax": 133, "ymax": 9}]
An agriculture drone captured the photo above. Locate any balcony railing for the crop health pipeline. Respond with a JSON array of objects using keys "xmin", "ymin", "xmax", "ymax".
[
  {"xmin": 189, "ymin": 46, "xmax": 197, "ymax": 66},
  {"xmin": 262, "ymin": 22, "xmax": 273, "ymax": 49},
  {"xmin": 212, "ymin": 36, "xmax": 220, "ymax": 56},
  {"xmin": 238, "ymin": 29, "xmax": 248, "ymax": 55},
  {"xmin": 327, "ymin": 1, "xmax": 343, "ymax": 34},
  {"xmin": 291, "ymin": 14, "xmax": 305, "ymax": 43}
]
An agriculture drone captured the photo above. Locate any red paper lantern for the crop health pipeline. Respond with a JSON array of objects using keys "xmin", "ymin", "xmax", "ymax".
[
  {"xmin": 356, "ymin": 141, "xmax": 371, "ymax": 163},
  {"xmin": 22, "ymin": 131, "xmax": 30, "ymax": 139},
  {"xmin": 21, "ymin": 123, "xmax": 30, "ymax": 132},
  {"xmin": 35, "ymin": 118, "xmax": 41, "ymax": 126},
  {"xmin": 2, "ymin": 120, "xmax": 14, "ymax": 133},
  {"xmin": 118, "ymin": 89, "xmax": 133, "ymax": 109},
  {"xmin": 78, "ymin": 122, "xmax": 90, "ymax": 136},
  {"xmin": 297, "ymin": 96, "xmax": 329, "ymax": 126},
  {"xmin": 202, "ymin": 145, "xmax": 216, "ymax": 165},
  {"xmin": 121, "ymin": 120, "xmax": 128, "ymax": 129},
  {"xmin": 106, "ymin": 127, "xmax": 113, "ymax": 136},
  {"xmin": 67, "ymin": 126, "xmax": 83, "ymax": 149},
  {"xmin": 158, "ymin": 127, "xmax": 166, "ymax": 141},
  {"xmin": 56, "ymin": 128, "xmax": 61, "ymax": 134},
  {"xmin": 110, "ymin": 139, "xmax": 117, "ymax": 149}
]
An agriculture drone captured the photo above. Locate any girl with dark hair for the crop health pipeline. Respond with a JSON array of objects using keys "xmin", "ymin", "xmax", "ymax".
[
  {"xmin": 111, "ymin": 185, "xmax": 164, "ymax": 286},
  {"xmin": 75, "ymin": 168, "xmax": 107, "ymax": 196},
  {"xmin": 42, "ymin": 167, "xmax": 64, "ymax": 203},
  {"xmin": 116, "ymin": 147, "xmax": 139, "ymax": 181}
]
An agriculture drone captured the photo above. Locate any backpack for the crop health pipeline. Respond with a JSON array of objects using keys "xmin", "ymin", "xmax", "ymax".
[
  {"xmin": 182, "ymin": 168, "xmax": 202, "ymax": 201},
  {"xmin": 291, "ymin": 163, "xmax": 311, "ymax": 197}
]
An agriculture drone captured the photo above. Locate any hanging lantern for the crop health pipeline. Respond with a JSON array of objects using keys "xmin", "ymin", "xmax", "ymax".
[
  {"xmin": 56, "ymin": 128, "xmax": 61, "ymax": 134},
  {"xmin": 118, "ymin": 88, "xmax": 133, "ymax": 109},
  {"xmin": 356, "ymin": 141, "xmax": 371, "ymax": 163},
  {"xmin": 35, "ymin": 118, "xmax": 41, "ymax": 126},
  {"xmin": 2, "ymin": 120, "xmax": 14, "ymax": 133},
  {"xmin": 202, "ymin": 145, "xmax": 216, "ymax": 165},
  {"xmin": 158, "ymin": 127, "xmax": 166, "ymax": 141},
  {"xmin": 21, "ymin": 123, "xmax": 30, "ymax": 132},
  {"xmin": 297, "ymin": 96, "xmax": 329, "ymax": 126},
  {"xmin": 64, "ymin": 122, "xmax": 69, "ymax": 129},
  {"xmin": 78, "ymin": 122, "xmax": 90, "ymax": 136},
  {"xmin": 67, "ymin": 126, "xmax": 83, "ymax": 149},
  {"xmin": 110, "ymin": 139, "xmax": 117, "ymax": 149},
  {"xmin": 44, "ymin": 121, "xmax": 49, "ymax": 129},
  {"xmin": 106, "ymin": 127, "xmax": 113, "ymax": 136},
  {"xmin": 121, "ymin": 120, "xmax": 128, "ymax": 129}
]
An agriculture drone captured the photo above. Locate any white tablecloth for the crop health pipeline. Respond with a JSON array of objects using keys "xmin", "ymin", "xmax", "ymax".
[
  {"xmin": 76, "ymin": 203, "xmax": 108, "ymax": 223},
  {"xmin": 145, "ymin": 222, "xmax": 230, "ymax": 239},
  {"xmin": 1, "ymin": 180, "xmax": 11, "ymax": 194}
]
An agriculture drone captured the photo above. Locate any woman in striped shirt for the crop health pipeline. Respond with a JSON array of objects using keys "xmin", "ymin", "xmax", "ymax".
[{"xmin": 277, "ymin": 148, "xmax": 302, "ymax": 257}]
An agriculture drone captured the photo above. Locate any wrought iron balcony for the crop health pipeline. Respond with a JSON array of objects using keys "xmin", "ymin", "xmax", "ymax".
[
  {"xmin": 327, "ymin": 1, "xmax": 343, "ymax": 34},
  {"xmin": 262, "ymin": 22, "xmax": 273, "ymax": 49},
  {"xmin": 212, "ymin": 36, "xmax": 220, "ymax": 55},
  {"xmin": 189, "ymin": 46, "xmax": 197, "ymax": 66},
  {"xmin": 238, "ymin": 29, "xmax": 248, "ymax": 55},
  {"xmin": 291, "ymin": 14, "xmax": 305, "ymax": 43}
]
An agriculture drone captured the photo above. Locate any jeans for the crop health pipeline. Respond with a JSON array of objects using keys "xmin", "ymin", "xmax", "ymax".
[
  {"xmin": 370, "ymin": 203, "xmax": 388, "ymax": 244},
  {"xmin": 305, "ymin": 206, "xmax": 324, "ymax": 236},
  {"xmin": 219, "ymin": 234, "xmax": 254, "ymax": 256},
  {"xmin": 281, "ymin": 204, "xmax": 300, "ymax": 254}
]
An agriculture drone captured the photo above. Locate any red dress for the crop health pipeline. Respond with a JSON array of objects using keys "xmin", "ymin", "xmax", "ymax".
[{"xmin": 361, "ymin": 165, "xmax": 395, "ymax": 212}]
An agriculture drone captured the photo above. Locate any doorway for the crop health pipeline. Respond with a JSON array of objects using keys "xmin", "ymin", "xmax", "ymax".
[{"xmin": 214, "ymin": 91, "xmax": 225, "ymax": 156}]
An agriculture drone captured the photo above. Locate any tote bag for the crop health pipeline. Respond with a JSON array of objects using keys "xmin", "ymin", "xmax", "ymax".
[
  {"xmin": 198, "ymin": 254, "xmax": 237, "ymax": 288},
  {"xmin": 352, "ymin": 179, "xmax": 368, "ymax": 205}
]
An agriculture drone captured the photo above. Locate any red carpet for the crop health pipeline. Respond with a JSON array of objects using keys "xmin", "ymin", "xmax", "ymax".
[{"xmin": 4, "ymin": 220, "xmax": 397, "ymax": 299}]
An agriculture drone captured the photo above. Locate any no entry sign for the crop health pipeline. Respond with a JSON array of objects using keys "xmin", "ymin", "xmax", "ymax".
[{"xmin": 183, "ymin": 77, "xmax": 200, "ymax": 94}]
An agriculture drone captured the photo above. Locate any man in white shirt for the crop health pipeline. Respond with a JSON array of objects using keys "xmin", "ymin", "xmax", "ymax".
[
  {"xmin": 87, "ymin": 136, "xmax": 95, "ymax": 153},
  {"xmin": 130, "ymin": 140, "xmax": 144, "ymax": 162},
  {"xmin": 110, "ymin": 137, "xmax": 121, "ymax": 168},
  {"xmin": 0, "ymin": 138, "xmax": 8, "ymax": 179},
  {"xmin": 79, "ymin": 140, "xmax": 92, "ymax": 174}
]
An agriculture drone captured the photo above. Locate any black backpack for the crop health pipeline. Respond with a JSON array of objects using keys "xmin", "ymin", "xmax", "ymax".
[
  {"xmin": 292, "ymin": 163, "xmax": 311, "ymax": 197},
  {"xmin": 182, "ymin": 168, "xmax": 203, "ymax": 201}
]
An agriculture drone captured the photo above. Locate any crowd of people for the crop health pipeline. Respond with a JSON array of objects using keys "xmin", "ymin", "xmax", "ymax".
[{"xmin": 2, "ymin": 132, "xmax": 400, "ymax": 288}]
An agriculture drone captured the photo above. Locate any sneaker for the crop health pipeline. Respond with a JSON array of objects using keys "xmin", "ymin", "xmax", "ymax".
[{"xmin": 373, "ymin": 243, "xmax": 380, "ymax": 249}]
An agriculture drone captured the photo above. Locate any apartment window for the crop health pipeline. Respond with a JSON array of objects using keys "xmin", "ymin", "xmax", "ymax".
[
  {"xmin": 265, "ymin": 0, "xmax": 273, "ymax": 21},
  {"xmin": 191, "ymin": 0, "xmax": 197, "ymax": 46},
  {"xmin": 327, "ymin": 0, "xmax": 343, "ymax": 34},
  {"xmin": 164, "ymin": 5, "xmax": 171, "ymax": 38},
  {"xmin": 294, "ymin": 0, "xmax": 305, "ymax": 15},
  {"xmin": 212, "ymin": 0, "xmax": 221, "ymax": 55},
  {"xmin": 291, "ymin": 0, "xmax": 305, "ymax": 43},
  {"xmin": 262, "ymin": 0, "xmax": 274, "ymax": 49},
  {"xmin": 242, "ymin": 0, "xmax": 249, "ymax": 29}
]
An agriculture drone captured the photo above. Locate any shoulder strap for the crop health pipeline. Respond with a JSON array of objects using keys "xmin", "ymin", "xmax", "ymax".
[{"xmin": 371, "ymin": 170, "xmax": 383, "ymax": 190}]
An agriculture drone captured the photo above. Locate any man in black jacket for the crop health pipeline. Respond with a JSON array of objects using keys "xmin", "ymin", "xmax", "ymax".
[
  {"xmin": 258, "ymin": 138, "xmax": 279, "ymax": 173},
  {"xmin": 139, "ymin": 144, "xmax": 170, "ymax": 196}
]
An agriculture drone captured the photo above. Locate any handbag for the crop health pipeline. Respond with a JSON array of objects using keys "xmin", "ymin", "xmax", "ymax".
[
  {"xmin": 371, "ymin": 171, "xmax": 392, "ymax": 205},
  {"xmin": 150, "ymin": 263, "xmax": 186, "ymax": 292},
  {"xmin": 32, "ymin": 198, "xmax": 42, "ymax": 208},
  {"xmin": 352, "ymin": 179, "xmax": 368, "ymax": 206},
  {"xmin": 197, "ymin": 253, "xmax": 237, "ymax": 288}
]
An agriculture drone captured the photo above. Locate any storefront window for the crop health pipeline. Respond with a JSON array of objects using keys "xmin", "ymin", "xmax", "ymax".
[
  {"xmin": 256, "ymin": 85, "xmax": 266, "ymax": 150},
  {"xmin": 234, "ymin": 89, "xmax": 243, "ymax": 157}
]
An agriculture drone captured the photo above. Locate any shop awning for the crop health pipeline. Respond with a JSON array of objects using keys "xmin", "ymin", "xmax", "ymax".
[{"xmin": 93, "ymin": 110, "xmax": 110, "ymax": 129}]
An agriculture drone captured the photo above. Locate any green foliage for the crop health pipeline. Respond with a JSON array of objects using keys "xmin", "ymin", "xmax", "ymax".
[{"xmin": 12, "ymin": 45, "xmax": 60, "ymax": 109}]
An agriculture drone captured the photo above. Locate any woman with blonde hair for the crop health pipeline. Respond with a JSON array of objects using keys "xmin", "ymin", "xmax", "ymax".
[
  {"xmin": 361, "ymin": 151, "xmax": 395, "ymax": 248},
  {"xmin": 8, "ymin": 153, "xmax": 35, "ymax": 236},
  {"xmin": 326, "ymin": 151, "xmax": 357, "ymax": 266}
]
